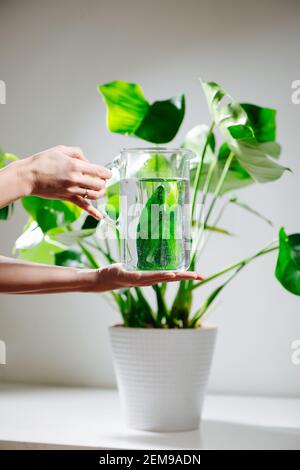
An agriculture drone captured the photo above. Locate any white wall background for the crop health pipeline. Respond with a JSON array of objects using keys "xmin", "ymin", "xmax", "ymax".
[{"xmin": 0, "ymin": 0, "xmax": 299, "ymax": 396}]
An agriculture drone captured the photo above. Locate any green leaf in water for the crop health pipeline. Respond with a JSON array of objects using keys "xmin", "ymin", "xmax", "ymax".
[
  {"xmin": 105, "ymin": 194, "xmax": 120, "ymax": 220},
  {"xmin": 136, "ymin": 182, "xmax": 183, "ymax": 270}
]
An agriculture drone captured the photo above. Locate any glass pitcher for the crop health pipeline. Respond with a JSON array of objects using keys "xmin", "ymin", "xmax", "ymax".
[{"xmin": 99, "ymin": 147, "xmax": 194, "ymax": 271}]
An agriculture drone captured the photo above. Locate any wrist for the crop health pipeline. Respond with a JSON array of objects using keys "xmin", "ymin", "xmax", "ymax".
[
  {"xmin": 76, "ymin": 269, "xmax": 98, "ymax": 292},
  {"xmin": 13, "ymin": 157, "xmax": 35, "ymax": 197}
]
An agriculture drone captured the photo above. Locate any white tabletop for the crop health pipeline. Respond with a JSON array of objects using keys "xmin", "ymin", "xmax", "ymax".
[{"xmin": 0, "ymin": 383, "xmax": 299, "ymax": 450}]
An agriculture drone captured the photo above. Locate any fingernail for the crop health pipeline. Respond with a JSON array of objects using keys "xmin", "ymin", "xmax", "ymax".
[
  {"xmin": 91, "ymin": 210, "xmax": 103, "ymax": 220},
  {"xmin": 105, "ymin": 169, "xmax": 113, "ymax": 178}
]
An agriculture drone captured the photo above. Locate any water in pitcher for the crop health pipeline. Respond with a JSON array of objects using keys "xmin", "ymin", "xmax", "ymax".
[{"xmin": 120, "ymin": 177, "xmax": 190, "ymax": 271}]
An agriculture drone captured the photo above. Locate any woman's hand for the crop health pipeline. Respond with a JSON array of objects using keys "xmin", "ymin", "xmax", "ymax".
[
  {"xmin": 0, "ymin": 258, "xmax": 204, "ymax": 295},
  {"xmin": 81, "ymin": 264, "xmax": 204, "ymax": 293},
  {"xmin": 25, "ymin": 145, "xmax": 112, "ymax": 218}
]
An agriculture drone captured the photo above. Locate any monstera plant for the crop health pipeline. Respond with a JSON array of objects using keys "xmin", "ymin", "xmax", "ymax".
[{"xmin": 1, "ymin": 79, "xmax": 299, "ymax": 328}]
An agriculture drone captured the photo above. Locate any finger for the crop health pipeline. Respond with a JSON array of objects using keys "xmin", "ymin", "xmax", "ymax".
[
  {"xmin": 140, "ymin": 271, "xmax": 176, "ymax": 280},
  {"xmin": 75, "ymin": 160, "xmax": 112, "ymax": 179},
  {"xmin": 70, "ymin": 195, "xmax": 103, "ymax": 220},
  {"xmin": 62, "ymin": 146, "xmax": 88, "ymax": 161},
  {"xmin": 118, "ymin": 270, "xmax": 175, "ymax": 286},
  {"xmin": 136, "ymin": 272, "xmax": 177, "ymax": 285},
  {"xmin": 137, "ymin": 271, "xmax": 204, "ymax": 285},
  {"xmin": 76, "ymin": 175, "xmax": 106, "ymax": 191},
  {"xmin": 139, "ymin": 278, "xmax": 175, "ymax": 287},
  {"xmin": 172, "ymin": 272, "xmax": 201, "ymax": 280},
  {"xmin": 169, "ymin": 272, "xmax": 205, "ymax": 281},
  {"xmin": 69, "ymin": 187, "xmax": 106, "ymax": 200}
]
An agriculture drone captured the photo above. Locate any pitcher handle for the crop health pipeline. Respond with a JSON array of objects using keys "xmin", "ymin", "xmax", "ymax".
[
  {"xmin": 93, "ymin": 154, "xmax": 121, "ymax": 229},
  {"xmin": 105, "ymin": 153, "xmax": 121, "ymax": 173}
]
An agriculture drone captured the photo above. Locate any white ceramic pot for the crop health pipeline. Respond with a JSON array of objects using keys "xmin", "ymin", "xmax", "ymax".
[{"xmin": 109, "ymin": 325, "xmax": 217, "ymax": 432}]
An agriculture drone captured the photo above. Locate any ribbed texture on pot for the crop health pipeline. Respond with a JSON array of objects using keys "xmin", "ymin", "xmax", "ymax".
[{"xmin": 109, "ymin": 326, "xmax": 217, "ymax": 432}]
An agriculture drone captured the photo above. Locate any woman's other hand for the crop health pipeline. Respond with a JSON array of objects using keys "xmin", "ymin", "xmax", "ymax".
[
  {"xmin": 80, "ymin": 264, "xmax": 204, "ymax": 293},
  {"xmin": 21, "ymin": 145, "xmax": 111, "ymax": 219}
]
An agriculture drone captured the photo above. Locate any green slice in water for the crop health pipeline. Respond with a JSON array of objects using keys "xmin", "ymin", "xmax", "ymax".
[{"xmin": 136, "ymin": 181, "xmax": 183, "ymax": 270}]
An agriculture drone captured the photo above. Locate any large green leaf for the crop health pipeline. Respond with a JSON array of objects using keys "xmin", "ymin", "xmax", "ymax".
[
  {"xmin": 18, "ymin": 236, "xmax": 65, "ymax": 264},
  {"xmin": 275, "ymin": 227, "xmax": 300, "ymax": 295},
  {"xmin": 21, "ymin": 196, "xmax": 82, "ymax": 233},
  {"xmin": 0, "ymin": 147, "xmax": 5, "ymax": 167},
  {"xmin": 15, "ymin": 220, "xmax": 66, "ymax": 264},
  {"xmin": 0, "ymin": 204, "xmax": 13, "ymax": 220},
  {"xmin": 54, "ymin": 228, "xmax": 96, "ymax": 246},
  {"xmin": 216, "ymin": 143, "xmax": 254, "ymax": 193},
  {"xmin": 135, "ymin": 95, "xmax": 185, "ymax": 144},
  {"xmin": 98, "ymin": 81, "xmax": 149, "ymax": 134},
  {"xmin": 184, "ymin": 126, "xmax": 253, "ymax": 194},
  {"xmin": 99, "ymin": 80, "xmax": 185, "ymax": 144},
  {"xmin": 81, "ymin": 214, "xmax": 99, "ymax": 230},
  {"xmin": 183, "ymin": 124, "xmax": 216, "ymax": 163},
  {"xmin": 15, "ymin": 221, "xmax": 44, "ymax": 250},
  {"xmin": 240, "ymin": 103, "xmax": 276, "ymax": 143},
  {"xmin": 55, "ymin": 249, "xmax": 85, "ymax": 268},
  {"xmin": 200, "ymin": 80, "xmax": 287, "ymax": 183},
  {"xmin": 0, "ymin": 148, "xmax": 18, "ymax": 168}
]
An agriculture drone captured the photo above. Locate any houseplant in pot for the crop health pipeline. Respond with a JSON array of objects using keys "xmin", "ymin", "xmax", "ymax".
[{"xmin": 1, "ymin": 79, "xmax": 299, "ymax": 431}]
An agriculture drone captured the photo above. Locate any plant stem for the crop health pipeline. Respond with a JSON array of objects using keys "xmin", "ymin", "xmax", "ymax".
[
  {"xmin": 210, "ymin": 197, "xmax": 232, "ymax": 232},
  {"xmin": 190, "ymin": 155, "xmax": 217, "ymax": 266},
  {"xmin": 104, "ymin": 237, "xmax": 113, "ymax": 261},
  {"xmin": 187, "ymin": 144, "xmax": 218, "ymax": 294},
  {"xmin": 153, "ymin": 284, "xmax": 169, "ymax": 327},
  {"xmin": 190, "ymin": 243, "xmax": 279, "ymax": 291},
  {"xmin": 204, "ymin": 151, "xmax": 234, "ymax": 226},
  {"xmin": 78, "ymin": 240, "xmax": 124, "ymax": 307},
  {"xmin": 189, "ymin": 151, "xmax": 234, "ymax": 275},
  {"xmin": 78, "ymin": 241, "xmax": 100, "ymax": 269},
  {"xmin": 191, "ymin": 122, "xmax": 215, "ymax": 221},
  {"xmin": 189, "ymin": 263, "xmax": 245, "ymax": 327},
  {"xmin": 84, "ymin": 239, "xmax": 115, "ymax": 264},
  {"xmin": 134, "ymin": 287, "xmax": 156, "ymax": 326}
]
